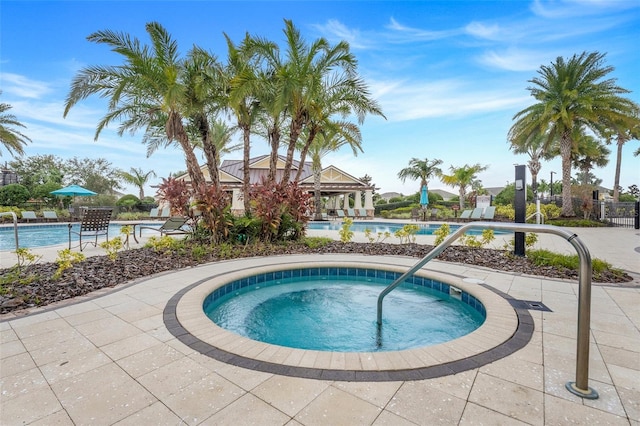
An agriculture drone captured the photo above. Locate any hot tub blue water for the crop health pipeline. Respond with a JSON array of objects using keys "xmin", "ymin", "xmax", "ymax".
[{"xmin": 203, "ymin": 267, "xmax": 485, "ymax": 352}]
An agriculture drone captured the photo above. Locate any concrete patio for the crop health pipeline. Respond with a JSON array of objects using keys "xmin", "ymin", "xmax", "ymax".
[{"xmin": 1, "ymin": 224, "xmax": 638, "ymax": 425}]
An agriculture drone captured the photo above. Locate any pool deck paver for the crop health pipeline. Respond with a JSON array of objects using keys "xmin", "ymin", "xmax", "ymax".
[{"xmin": 0, "ymin": 224, "xmax": 639, "ymax": 425}]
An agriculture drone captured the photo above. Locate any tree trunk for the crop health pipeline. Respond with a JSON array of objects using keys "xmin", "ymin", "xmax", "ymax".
[
  {"xmin": 294, "ymin": 127, "xmax": 318, "ymax": 182},
  {"xmin": 167, "ymin": 111, "xmax": 206, "ymax": 193},
  {"xmin": 281, "ymin": 116, "xmax": 305, "ymax": 184},
  {"xmin": 267, "ymin": 126, "xmax": 280, "ymax": 185},
  {"xmin": 528, "ymin": 155, "xmax": 541, "ymax": 199},
  {"xmin": 612, "ymin": 134, "xmax": 625, "ymax": 202},
  {"xmin": 242, "ymin": 125, "xmax": 251, "ymax": 212},
  {"xmin": 560, "ymin": 132, "xmax": 575, "ymax": 217},
  {"xmin": 459, "ymin": 186, "xmax": 465, "ymax": 210},
  {"xmin": 313, "ymin": 166, "xmax": 323, "ymax": 220},
  {"xmin": 197, "ymin": 115, "xmax": 219, "ymax": 188}
]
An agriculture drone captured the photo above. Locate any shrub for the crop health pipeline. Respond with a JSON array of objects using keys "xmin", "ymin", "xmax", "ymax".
[
  {"xmin": 0, "ymin": 184, "xmax": 30, "ymax": 206},
  {"xmin": 192, "ymin": 183, "xmax": 233, "ymax": 244},
  {"xmin": 157, "ymin": 177, "xmax": 191, "ymax": 216},
  {"xmin": 54, "ymin": 249, "xmax": 85, "ymax": 279},
  {"xmin": 433, "ymin": 223, "xmax": 450, "ymax": 246},
  {"xmin": 302, "ymin": 236, "xmax": 333, "ymax": 249},
  {"xmin": 116, "ymin": 194, "xmax": 141, "ymax": 211},
  {"xmin": 394, "ymin": 224, "xmax": 419, "ymax": 244},
  {"xmin": 247, "ymin": 179, "xmax": 311, "ymax": 242},
  {"xmin": 339, "ymin": 218, "xmax": 354, "ymax": 242}
]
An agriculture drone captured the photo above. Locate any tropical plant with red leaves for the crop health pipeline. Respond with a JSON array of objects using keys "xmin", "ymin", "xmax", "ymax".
[
  {"xmin": 247, "ymin": 178, "xmax": 311, "ymax": 242},
  {"xmin": 156, "ymin": 177, "xmax": 192, "ymax": 216},
  {"xmin": 192, "ymin": 184, "xmax": 233, "ymax": 244}
]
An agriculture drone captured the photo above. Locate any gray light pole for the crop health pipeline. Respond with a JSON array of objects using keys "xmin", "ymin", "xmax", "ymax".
[{"xmin": 550, "ymin": 171, "xmax": 556, "ymax": 198}]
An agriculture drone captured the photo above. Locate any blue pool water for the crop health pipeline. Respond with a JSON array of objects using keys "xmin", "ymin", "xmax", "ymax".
[
  {"xmin": 0, "ymin": 223, "xmax": 162, "ymax": 250},
  {"xmin": 307, "ymin": 221, "xmax": 509, "ymax": 235},
  {"xmin": 204, "ymin": 267, "xmax": 485, "ymax": 352}
]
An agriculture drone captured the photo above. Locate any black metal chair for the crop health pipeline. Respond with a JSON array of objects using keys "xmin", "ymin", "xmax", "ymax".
[{"xmin": 68, "ymin": 208, "xmax": 112, "ymax": 251}]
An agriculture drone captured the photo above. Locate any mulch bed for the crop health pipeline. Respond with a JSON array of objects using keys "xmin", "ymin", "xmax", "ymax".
[{"xmin": 0, "ymin": 241, "xmax": 633, "ymax": 315}]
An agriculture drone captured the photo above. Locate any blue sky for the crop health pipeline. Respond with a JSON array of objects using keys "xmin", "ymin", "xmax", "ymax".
[{"xmin": 1, "ymin": 0, "xmax": 639, "ymax": 197}]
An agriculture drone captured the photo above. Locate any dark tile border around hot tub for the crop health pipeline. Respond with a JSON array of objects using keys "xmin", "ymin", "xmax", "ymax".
[{"xmin": 163, "ymin": 276, "xmax": 533, "ymax": 382}]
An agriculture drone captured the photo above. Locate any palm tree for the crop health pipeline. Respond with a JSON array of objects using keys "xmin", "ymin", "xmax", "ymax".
[
  {"xmin": 441, "ymin": 163, "xmax": 488, "ymax": 210},
  {"xmin": 509, "ymin": 51, "xmax": 636, "ymax": 217},
  {"xmin": 63, "ymin": 22, "xmax": 207, "ymax": 192},
  {"xmin": 509, "ymin": 132, "xmax": 554, "ymax": 199},
  {"xmin": 119, "ymin": 167, "xmax": 156, "ymax": 199},
  {"xmin": 294, "ymin": 75, "xmax": 384, "ymax": 183},
  {"xmin": 397, "ymin": 157, "xmax": 443, "ymax": 190},
  {"xmin": 223, "ymin": 32, "xmax": 264, "ymax": 211},
  {"xmin": 572, "ymin": 133, "xmax": 610, "ymax": 187},
  {"xmin": 298, "ymin": 121, "xmax": 363, "ymax": 220},
  {"xmin": 0, "ymin": 92, "xmax": 31, "ymax": 157},
  {"xmin": 268, "ymin": 20, "xmax": 380, "ymax": 185},
  {"xmin": 183, "ymin": 46, "xmax": 226, "ymax": 188},
  {"xmin": 604, "ymin": 114, "xmax": 640, "ymax": 201}
]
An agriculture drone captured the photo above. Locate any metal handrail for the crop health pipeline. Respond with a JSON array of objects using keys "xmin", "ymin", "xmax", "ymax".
[
  {"xmin": 376, "ymin": 221, "xmax": 598, "ymax": 399},
  {"xmin": 0, "ymin": 211, "xmax": 19, "ymax": 251}
]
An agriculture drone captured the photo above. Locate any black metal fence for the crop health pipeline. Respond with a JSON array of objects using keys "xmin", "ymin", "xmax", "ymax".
[
  {"xmin": 595, "ymin": 201, "xmax": 639, "ymax": 229},
  {"xmin": 538, "ymin": 197, "xmax": 639, "ymax": 229}
]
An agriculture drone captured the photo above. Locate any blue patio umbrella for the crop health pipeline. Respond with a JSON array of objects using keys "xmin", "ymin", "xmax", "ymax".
[
  {"xmin": 420, "ymin": 184, "xmax": 429, "ymax": 207},
  {"xmin": 50, "ymin": 184, "xmax": 97, "ymax": 197}
]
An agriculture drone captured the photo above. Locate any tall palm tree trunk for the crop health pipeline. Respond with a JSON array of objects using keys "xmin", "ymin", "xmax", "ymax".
[
  {"xmin": 267, "ymin": 127, "xmax": 280, "ymax": 185},
  {"xmin": 313, "ymin": 166, "xmax": 323, "ymax": 220},
  {"xmin": 560, "ymin": 132, "xmax": 575, "ymax": 217},
  {"xmin": 197, "ymin": 116, "xmax": 220, "ymax": 188},
  {"xmin": 612, "ymin": 134, "xmax": 625, "ymax": 202},
  {"xmin": 168, "ymin": 112, "xmax": 206, "ymax": 192},
  {"xmin": 295, "ymin": 127, "xmax": 318, "ymax": 182},
  {"xmin": 528, "ymin": 156, "xmax": 541, "ymax": 199},
  {"xmin": 241, "ymin": 125, "xmax": 251, "ymax": 212},
  {"xmin": 282, "ymin": 117, "xmax": 305, "ymax": 184}
]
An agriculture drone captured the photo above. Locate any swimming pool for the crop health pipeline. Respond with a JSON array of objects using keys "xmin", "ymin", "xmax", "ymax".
[
  {"xmin": 308, "ymin": 220, "xmax": 510, "ymax": 235},
  {"xmin": 203, "ymin": 267, "xmax": 485, "ymax": 352},
  {"xmin": 0, "ymin": 223, "xmax": 162, "ymax": 250}
]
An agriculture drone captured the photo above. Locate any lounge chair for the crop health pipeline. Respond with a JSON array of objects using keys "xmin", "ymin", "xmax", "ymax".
[
  {"xmin": 347, "ymin": 208, "xmax": 357, "ymax": 218},
  {"xmin": 21, "ymin": 211, "xmax": 38, "ymax": 222},
  {"xmin": 483, "ymin": 206, "xmax": 496, "ymax": 220},
  {"xmin": 139, "ymin": 216, "xmax": 189, "ymax": 237},
  {"xmin": 469, "ymin": 207, "xmax": 484, "ymax": 220},
  {"xmin": 42, "ymin": 210, "xmax": 59, "ymax": 222},
  {"xmin": 69, "ymin": 208, "xmax": 112, "ymax": 251},
  {"xmin": 148, "ymin": 207, "xmax": 159, "ymax": 219},
  {"xmin": 357, "ymin": 208, "xmax": 368, "ymax": 219},
  {"xmin": 411, "ymin": 208, "xmax": 420, "ymax": 221},
  {"xmin": 159, "ymin": 207, "xmax": 171, "ymax": 218},
  {"xmin": 336, "ymin": 210, "xmax": 346, "ymax": 219},
  {"xmin": 458, "ymin": 209, "xmax": 472, "ymax": 221}
]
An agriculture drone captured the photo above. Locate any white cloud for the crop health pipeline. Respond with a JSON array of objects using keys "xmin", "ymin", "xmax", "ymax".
[
  {"xmin": 369, "ymin": 78, "xmax": 531, "ymax": 122},
  {"xmin": 313, "ymin": 19, "xmax": 371, "ymax": 49},
  {"xmin": 477, "ymin": 49, "xmax": 552, "ymax": 72},
  {"xmin": 465, "ymin": 22, "xmax": 501, "ymax": 40},
  {"xmin": 386, "ymin": 17, "xmax": 462, "ymax": 42},
  {"xmin": 1, "ymin": 73, "xmax": 53, "ymax": 99},
  {"xmin": 530, "ymin": 0, "xmax": 639, "ymax": 19}
]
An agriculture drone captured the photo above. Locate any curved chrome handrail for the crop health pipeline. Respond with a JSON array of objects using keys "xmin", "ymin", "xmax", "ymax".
[{"xmin": 376, "ymin": 221, "xmax": 598, "ymax": 399}]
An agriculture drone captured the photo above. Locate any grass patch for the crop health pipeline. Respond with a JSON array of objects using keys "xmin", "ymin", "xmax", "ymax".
[
  {"xmin": 546, "ymin": 218, "xmax": 608, "ymax": 227},
  {"xmin": 302, "ymin": 236, "xmax": 333, "ymax": 249},
  {"xmin": 527, "ymin": 249, "xmax": 627, "ymax": 280}
]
